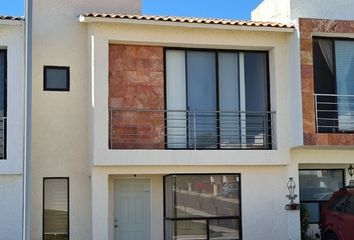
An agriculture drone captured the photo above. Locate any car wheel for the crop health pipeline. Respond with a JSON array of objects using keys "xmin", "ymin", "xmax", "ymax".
[{"xmin": 323, "ymin": 231, "xmax": 338, "ymax": 240}]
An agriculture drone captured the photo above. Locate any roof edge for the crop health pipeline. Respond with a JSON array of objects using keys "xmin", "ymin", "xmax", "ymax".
[{"xmin": 78, "ymin": 13, "xmax": 294, "ymax": 32}]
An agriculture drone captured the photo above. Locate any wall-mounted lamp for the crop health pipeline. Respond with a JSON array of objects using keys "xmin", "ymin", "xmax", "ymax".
[
  {"xmin": 287, "ymin": 177, "xmax": 297, "ymax": 204},
  {"xmin": 348, "ymin": 164, "xmax": 354, "ymax": 178},
  {"xmin": 285, "ymin": 177, "xmax": 300, "ymax": 210}
]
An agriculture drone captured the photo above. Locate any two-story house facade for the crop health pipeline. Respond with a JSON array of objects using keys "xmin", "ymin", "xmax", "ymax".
[
  {"xmin": 18, "ymin": 0, "xmax": 354, "ymax": 240},
  {"xmin": 0, "ymin": 15, "xmax": 25, "ymax": 240},
  {"xmin": 28, "ymin": 0, "xmax": 300, "ymax": 240}
]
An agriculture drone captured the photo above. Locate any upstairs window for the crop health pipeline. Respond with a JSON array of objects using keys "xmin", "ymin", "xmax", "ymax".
[
  {"xmin": 165, "ymin": 49, "xmax": 271, "ymax": 149},
  {"xmin": 44, "ymin": 66, "xmax": 70, "ymax": 91},
  {"xmin": 313, "ymin": 38, "xmax": 354, "ymax": 133},
  {"xmin": 0, "ymin": 50, "xmax": 6, "ymax": 159}
]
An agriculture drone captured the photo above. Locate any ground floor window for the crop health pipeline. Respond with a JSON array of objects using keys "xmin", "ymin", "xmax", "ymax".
[
  {"xmin": 43, "ymin": 178, "xmax": 69, "ymax": 240},
  {"xmin": 164, "ymin": 174, "xmax": 241, "ymax": 240},
  {"xmin": 299, "ymin": 169, "xmax": 344, "ymax": 224}
]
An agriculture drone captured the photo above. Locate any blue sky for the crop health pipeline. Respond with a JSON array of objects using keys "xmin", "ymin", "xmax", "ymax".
[{"xmin": 0, "ymin": 0, "xmax": 263, "ymax": 20}]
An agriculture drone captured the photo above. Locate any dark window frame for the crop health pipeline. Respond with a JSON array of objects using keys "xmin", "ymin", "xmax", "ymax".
[
  {"xmin": 299, "ymin": 169, "xmax": 345, "ymax": 224},
  {"xmin": 313, "ymin": 36, "xmax": 354, "ymax": 134},
  {"xmin": 163, "ymin": 173, "xmax": 242, "ymax": 240},
  {"xmin": 42, "ymin": 177, "xmax": 70, "ymax": 240},
  {"xmin": 0, "ymin": 49, "xmax": 7, "ymax": 159},
  {"xmin": 43, "ymin": 66, "xmax": 70, "ymax": 91},
  {"xmin": 163, "ymin": 47, "xmax": 272, "ymax": 150}
]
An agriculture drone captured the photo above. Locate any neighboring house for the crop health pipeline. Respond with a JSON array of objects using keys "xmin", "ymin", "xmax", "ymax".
[
  {"xmin": 1, "ymin": 0, "xmax": 354, "ymax": 240},
  {"xmin": 0, "ymin": 16, "xmax": 25, "ymax": 240},
  {"xmin": 254, "ymin": 0, "xmax": 354, "ymax": 238}
]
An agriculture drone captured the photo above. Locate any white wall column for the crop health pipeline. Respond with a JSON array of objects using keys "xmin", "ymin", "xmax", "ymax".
[
  {"xmin": 92, "ymin": 168, "xmax": 109, "ymax": 240},
  {"xmin": 286, "ymin": 162, "xmax": 301, "ymax": 240}
]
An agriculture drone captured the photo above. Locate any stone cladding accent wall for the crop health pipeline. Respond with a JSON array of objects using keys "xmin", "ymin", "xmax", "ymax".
[
  {"xmin": 299, "ymin": 18, "xmax": 354, "ymax": 145},
  {"xmin": 109, "ymin": 44, "xmax": 165, "ymax": 149}
]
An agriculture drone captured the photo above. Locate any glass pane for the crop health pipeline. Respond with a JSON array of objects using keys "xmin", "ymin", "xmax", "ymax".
[
  {"xmin": 45, "ymin": 67, "xmax": 69, "ymax": 90},
  {"xmin": 313, "ymin": 39, "xmax": 337, "ymax": 133},
  {"xmin": 303, "ymin": 202, "xmax": 320, "ymax": 223},
  {"xmin": 299, "ymin": 170, "xmax": 344, "ymax": 201},
  {"xmin": 209, "ymin": 219, "xmax": 240, "ymax": 240},
  {"xmin": 44, "ymin": 178, "xmax": 69, "ymax": 240},
  {"xmin": 166, "ymin": 50, "xmax": 187, "ymax": 149},
  {"xmin": 176, "ymin": 220, "xmax": 207, "ymax": 240},
  {"xmin": 335, "ymin": 41, "xmax": 354, "ymax": 131},
  {"xmin": 187, "ymin": 51, "xmax": 217, "ymax": 149},
  {"xmin": 174, "ymin": 175, "xmax": 240, "ymax": 218},
  {"xmin": 164, "ymin": 175, "xmax": 175, "ymax": 219},
  {"xmin": 244, "ymin": 52, "xmax": 269, "ymax": 147},
  {"xmin": 165, "ymin": 220, "xmax": 174, "ymax": 240},
  {"xmin": 0, "ymin": 51, "xmax": 5, "ymax": 116},
  {"xmin": 218, "ymin": 52, "xmax": 241, "ymax": 148}
]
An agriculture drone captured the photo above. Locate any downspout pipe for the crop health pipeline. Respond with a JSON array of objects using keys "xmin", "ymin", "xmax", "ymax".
[{"xmin": 22, "ymin": 0, "xmax": 32, "ymax": 239}]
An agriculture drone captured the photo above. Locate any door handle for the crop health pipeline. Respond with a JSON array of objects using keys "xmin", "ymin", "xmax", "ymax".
[{"xmin": 114, "ymin": 224, "xmax": 118, "ymax": 228}]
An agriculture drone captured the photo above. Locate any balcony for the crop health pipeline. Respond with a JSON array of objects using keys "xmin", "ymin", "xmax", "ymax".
[
  {"xmin": 0, "ymin": 117, "xmax": 6, "ymax": 159},
  {"xmin": 315, "ymin": 94, "xmax": 354, "ymax": 133},
  {"xmin": 109, "ymin": 109, "xmax": 275, "ymax": 150}
]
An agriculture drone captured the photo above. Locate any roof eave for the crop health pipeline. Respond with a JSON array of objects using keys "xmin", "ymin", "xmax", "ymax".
[
  {"xmin": 78, "ymin": 16, "xmax": 295, "ymax": 33},
  {"xmin": 0, "ymin": 19, "xmax": 24, "ymax": 26}
]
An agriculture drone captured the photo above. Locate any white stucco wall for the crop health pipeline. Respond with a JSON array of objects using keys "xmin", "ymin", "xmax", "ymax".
[
  {"xmin": 290, "ymin": 0, "xmax": 354, "ymax": 21},
  {"xmin": 287, "ymin": 20, "xmax": 303, "ymax": 147},
  {"xmin": 93, "ymin": 165, "xmax": 291, "ymax": 240},
  {"xmin": 251, "ymin": 0, "xmax": 290, "ymax": 22},
  {"xmin": 253, "ymin": 0, "xmax": 354, "ymax": 22},
  {"xmin": 0, "ymin": 21, "xmax": 24, "ymax": 174},
  {"xmin": 30, "ymin": 1, "xmax": 142, "ymax": 239},
  {"xmin": 0, "ymin": 20, "xmax": 24, "ymax": 240},
  {"xmin": 0, "ymin": 175, "xmax": 23, "ymax": 240}
]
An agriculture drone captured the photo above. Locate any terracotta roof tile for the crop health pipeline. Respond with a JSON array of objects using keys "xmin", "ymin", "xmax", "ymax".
[
  {"xmin": 0, "ymin": 16, "xmax": 23, "ymax": 21},
  {"xmin": 80, "ymin": 13, "xmax": 294, "ymax": 29}
]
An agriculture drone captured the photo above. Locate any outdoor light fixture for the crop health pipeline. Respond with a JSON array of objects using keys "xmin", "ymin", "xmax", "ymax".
[
  {"xmin": 348, "ymin": 164, "xmax": 354, "ymax": 178},
  {"xmin": 285, "ymin": 177, "xmax": 300, "ymax": 210},
  {"xmin": 286, "ymin": 177, "xmax": 297, "ymax": 204}
]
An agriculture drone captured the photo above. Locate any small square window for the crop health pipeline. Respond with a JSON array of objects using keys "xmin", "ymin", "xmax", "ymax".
[{"xmin": 43, "ymin": 66, "xmax": 70, "ymax": 91}]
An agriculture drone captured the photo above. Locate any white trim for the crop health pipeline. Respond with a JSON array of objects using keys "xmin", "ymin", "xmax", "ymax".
[{"xmin": 239, "ymin": 53, "xmax": 247, "ymax": 146}]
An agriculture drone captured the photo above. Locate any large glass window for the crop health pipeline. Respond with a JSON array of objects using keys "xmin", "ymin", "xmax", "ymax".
[
  {"xmin": 299, "ymin": 169, "xmax": 344, "ymax": 223},
  {"xmin": 313, "ymin": 38, "xmax": 354, "ymax": 132},
  {"xmin": 0, "ymin": 50, "xmax": 6, "ymax": 159},
  {"xmin": 165, "ymin": 49, "xmax": 270, "ymax": 150},
  {"xmin": 164, "ymin": 174, "xmax": 241, "ymax": 240},
  {"xmin": 43, "ymin": 178, "xmax": 69, "ymax": 240}
]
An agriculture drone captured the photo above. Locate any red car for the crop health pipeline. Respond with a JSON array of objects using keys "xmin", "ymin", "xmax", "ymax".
[{"xmin": 320, "ymin": 183, "xmax": 354, "ymax": 240}]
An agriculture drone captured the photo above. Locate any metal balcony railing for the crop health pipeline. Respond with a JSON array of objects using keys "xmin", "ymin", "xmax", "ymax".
[
  {"xmin": 109, "ymin": 109, "xmax": 275, "ymax": 150},
  {"xmin": 315, "ymin": 94, "xmax": 354, "ymax": 133},
  {"xmin": 0, "ymin": 117, "xmax": 6, "ymax": 159}
]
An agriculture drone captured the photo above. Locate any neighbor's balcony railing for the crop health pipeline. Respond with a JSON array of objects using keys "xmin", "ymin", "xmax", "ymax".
[
  {"xmin": 315, "ymin": 94, "xmax": 354, "ymax": 133},
  {"xmin": 109, "ymin": 109, "xmax": 275, "ymax": 150},
  {"xmin": 0, "ymin": 117, "xmax": 6, "ymax": 159}
]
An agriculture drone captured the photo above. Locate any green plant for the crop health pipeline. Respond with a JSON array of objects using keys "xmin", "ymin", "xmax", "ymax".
[{"xmin": 300, "ymin": 203, "xmax": 310, "ymax": 239}]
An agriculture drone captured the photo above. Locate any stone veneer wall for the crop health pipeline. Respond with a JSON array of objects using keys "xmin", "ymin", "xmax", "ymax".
[
  {"xmin": 299, "ymin": 18, "xmax": 354, "ymax": 145},
  {"xmin": 109, "ymin": 44, "xmax": 165, "ymax": 149}
]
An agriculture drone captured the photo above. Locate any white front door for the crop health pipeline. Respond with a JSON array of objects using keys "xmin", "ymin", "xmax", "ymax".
[{"xmin": 114, "ymin": 179, "xmax": 151, "ymax": 240}]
